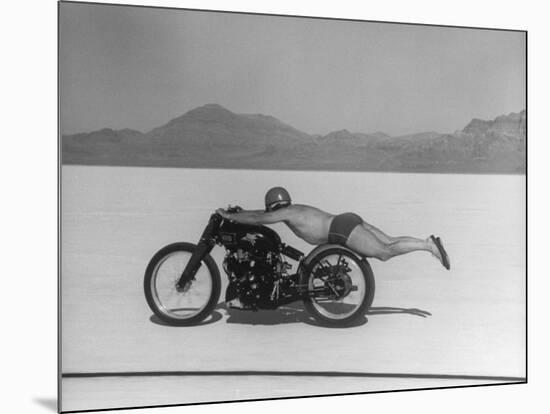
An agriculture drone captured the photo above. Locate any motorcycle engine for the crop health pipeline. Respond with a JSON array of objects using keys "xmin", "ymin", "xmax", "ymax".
[{"xmin": 223, "ymin": 234, "xmax": 285, "ymax": 309}]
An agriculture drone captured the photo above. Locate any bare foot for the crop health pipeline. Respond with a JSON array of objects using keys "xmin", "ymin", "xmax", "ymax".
[
  {"xmin": 427, "ymin": 235, "xmax": 450, "ymax": 270},
  {"xmin": 427, "ymin": 236, "xmax": 440, "ymax": 258}
]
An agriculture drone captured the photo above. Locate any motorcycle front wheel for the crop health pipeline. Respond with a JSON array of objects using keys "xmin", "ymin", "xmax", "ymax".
[
  {"xmin": 301, "ymin": 248, "xmax": 375, "ymax": 327},
  {"xmin": 144, "ymin": 242, "xmax": 221, "ymax": 326}
]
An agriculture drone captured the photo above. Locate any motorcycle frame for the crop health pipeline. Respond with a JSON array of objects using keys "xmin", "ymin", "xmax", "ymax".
[{"xmin": 177, "ymin": 212, "xmax": 366, "ymax": 304}]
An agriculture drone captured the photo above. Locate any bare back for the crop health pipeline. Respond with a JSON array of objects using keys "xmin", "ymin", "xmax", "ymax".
[{"xmin": 279, "ymin": 204, "xmax": 334, "ymax": 245}]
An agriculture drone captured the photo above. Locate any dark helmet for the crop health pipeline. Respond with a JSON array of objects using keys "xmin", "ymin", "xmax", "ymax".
[{"xmin": 265, "ymin": 187, "xmax": 291, "ymax": 212}]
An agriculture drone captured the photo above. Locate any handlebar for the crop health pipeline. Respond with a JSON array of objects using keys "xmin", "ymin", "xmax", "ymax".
[{"xmin": 225, "ymin": 205, "xmax": 243, "ymax": 213}]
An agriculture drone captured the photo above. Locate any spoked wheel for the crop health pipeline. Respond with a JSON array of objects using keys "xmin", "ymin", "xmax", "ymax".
[
  {"xmin": 144, "ymin": 242, "xmax": 221, "ymax": 326},
  {"xmin": 302, "ymin": 248, "xmax": 375, "ymax": 326}
]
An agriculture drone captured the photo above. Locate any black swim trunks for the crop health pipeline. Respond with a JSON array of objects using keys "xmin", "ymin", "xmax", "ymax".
[{"xmin": 328, "ymin": 212, "xmax": 363, "ymax": 246}]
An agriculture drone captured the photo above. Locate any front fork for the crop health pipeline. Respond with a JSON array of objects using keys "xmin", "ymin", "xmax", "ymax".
[
  {"xmin": 176, "ymin": 214, "xmax": 221, "ymax": 290},
  {"xmin": 176, "ymin": 240, "xmax": 215, "ymax": 290}
]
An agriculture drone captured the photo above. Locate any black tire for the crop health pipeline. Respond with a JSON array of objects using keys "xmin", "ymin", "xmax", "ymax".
[
  {"xmin": 301, "ymin": 248, "xmax": 375, "ymax": 327},
  {"xmin": 144, "ymin": 242, "xmax": 221, "ymax": 326}
]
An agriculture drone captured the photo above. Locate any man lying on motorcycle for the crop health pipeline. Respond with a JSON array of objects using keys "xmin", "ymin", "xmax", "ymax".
[{"xmin": 215, "ymin": 187, "xmax": 450, "ymax": 270}]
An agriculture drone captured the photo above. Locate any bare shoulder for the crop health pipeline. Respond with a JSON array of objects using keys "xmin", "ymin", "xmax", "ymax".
[
  {"xmin": 286, "ymin": 204, "xmax": 311, "ymax": 215},
  {"xmin": 288, "ymin": 204, "xmax": 331, "ymax": 218}
]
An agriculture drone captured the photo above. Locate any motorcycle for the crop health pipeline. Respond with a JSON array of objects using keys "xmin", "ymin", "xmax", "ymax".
[{"xmin": 144, "ymin": 207, "xmax": 375, "ymax": 326}]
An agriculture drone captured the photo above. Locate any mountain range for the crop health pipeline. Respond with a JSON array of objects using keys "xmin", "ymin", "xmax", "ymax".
[{"xmin": 62, "ymin": 104, "xmax": 526, "ymax": 174}]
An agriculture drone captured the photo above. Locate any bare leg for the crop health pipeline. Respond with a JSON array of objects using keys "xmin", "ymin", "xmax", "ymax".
[
  {"xmin": 362, "ymin": 222, "xmax": 421, "ymax": 246},
  {"xmin": 347, "ymin": 224, "xmax": 441, "ymax": 263}
]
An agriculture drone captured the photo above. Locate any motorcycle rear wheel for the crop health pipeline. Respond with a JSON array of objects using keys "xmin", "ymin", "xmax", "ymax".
[
  {"xmin": 144, "ymin": 242, "xmax": 221, "ymax": 326},
  {"xmin": 302, "ymin": 248, "xmax": 375, "ymax": 326}
]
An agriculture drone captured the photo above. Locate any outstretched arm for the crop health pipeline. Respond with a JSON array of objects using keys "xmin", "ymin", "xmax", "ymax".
[{"xmin": 216, "ymin": 208, "xmax": 287, "ymax": 225}]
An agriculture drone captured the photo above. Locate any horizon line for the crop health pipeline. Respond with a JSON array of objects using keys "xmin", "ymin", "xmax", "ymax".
[{"xmin": 60, "ymin": 103, "xmax": 527, "ymax": 137}]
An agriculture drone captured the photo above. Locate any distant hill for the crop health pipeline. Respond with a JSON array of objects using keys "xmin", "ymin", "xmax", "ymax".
[{"xmin": 62, "ymin": 104, "xmax": 526, "ymax": 174}]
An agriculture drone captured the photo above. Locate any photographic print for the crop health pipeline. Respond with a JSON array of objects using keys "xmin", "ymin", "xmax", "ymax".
[{"xmin": 59, "ymin": 1, "xmax": 526, "ymax": 412}]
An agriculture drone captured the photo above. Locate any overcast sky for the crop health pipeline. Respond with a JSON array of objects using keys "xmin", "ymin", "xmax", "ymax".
[{"xmin": 59, "ymin": 2, "xmax": 525, "ymax": 136}]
